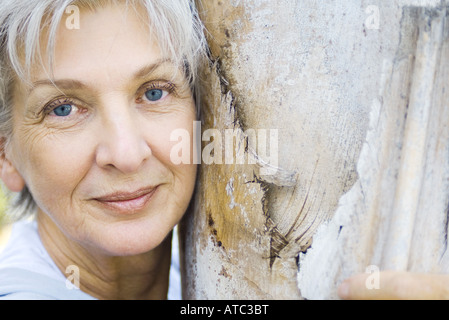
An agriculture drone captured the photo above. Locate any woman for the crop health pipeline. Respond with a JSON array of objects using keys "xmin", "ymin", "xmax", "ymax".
[{"xmin": 0, "ymin": 0, "xmax": 207, "ymax": 299}]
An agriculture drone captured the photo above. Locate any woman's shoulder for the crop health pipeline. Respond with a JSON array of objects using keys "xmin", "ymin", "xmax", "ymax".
[
  {"xmin": 0, "ymin": 267, "xmax": 95, "ymax": 300},
  {"xmin": 0, "ymin": 221, "xmax": 95, "ymax": 300},
  {"xmin": 0, "ymin": 220, "xmax": 63, "ymax": 279}
]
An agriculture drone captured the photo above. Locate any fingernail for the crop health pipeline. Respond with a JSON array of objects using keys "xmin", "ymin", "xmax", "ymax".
[{"xmin": 338, "ymin": 281, "xmax": 350, "ymax": 299}]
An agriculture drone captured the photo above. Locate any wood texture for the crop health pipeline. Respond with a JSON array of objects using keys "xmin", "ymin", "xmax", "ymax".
[
  {"xmin": 298, "ymin": 4, "xmax": 449, "ymax": 299},
  {"xmin": 181, "ymin": 0, "xmax": 449, "ymax": 299}
]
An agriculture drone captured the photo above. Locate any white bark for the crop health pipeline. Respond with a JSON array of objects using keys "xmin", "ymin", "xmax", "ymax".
[
  {"xmin": 298, "ymin": 3, "xmax": 449, "ymax": 299},
  {"xmin": 182, "ymin": 0, "xmax": 449, "ymax": 299}
]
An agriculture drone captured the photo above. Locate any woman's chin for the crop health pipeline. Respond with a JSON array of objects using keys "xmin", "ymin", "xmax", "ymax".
[{"xmin": 80, "ymin": 222, "xmax": 173, "ymax": 257}]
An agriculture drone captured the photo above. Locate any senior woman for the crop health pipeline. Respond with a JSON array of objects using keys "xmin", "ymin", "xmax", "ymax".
[{"xmin": 0, "ymin": 0, "xmax": 207, "ymax": 299}]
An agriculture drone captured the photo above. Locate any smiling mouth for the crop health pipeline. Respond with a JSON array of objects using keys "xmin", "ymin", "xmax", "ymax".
[{"xmin": 93, "ymin": 187, "xmax": 158, "ymax": 215}]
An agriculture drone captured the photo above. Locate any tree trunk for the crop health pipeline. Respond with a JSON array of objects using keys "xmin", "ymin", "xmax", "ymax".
[{"xmin": 180, "ymin": 0, "xmax": 449, "ymax": 299}]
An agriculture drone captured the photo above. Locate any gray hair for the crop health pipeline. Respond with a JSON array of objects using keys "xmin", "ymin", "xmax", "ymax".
[{"xmin": 0, "ymin": 0, "xmax": 208, "ymax": 219}]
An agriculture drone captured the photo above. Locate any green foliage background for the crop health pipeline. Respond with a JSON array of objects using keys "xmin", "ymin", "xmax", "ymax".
[{"xmin": 0, "ymin": 189, "xmax": 8, "ymax": 227}]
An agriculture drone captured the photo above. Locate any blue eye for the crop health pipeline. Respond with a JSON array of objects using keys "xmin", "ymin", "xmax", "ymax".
[
  {"xmin": 144, "ymin": 89, "xmax": 164, "ymax": 101},
  {"xmin": 52, "ymin": 104, "xmax": 73, "ymax": 117}
]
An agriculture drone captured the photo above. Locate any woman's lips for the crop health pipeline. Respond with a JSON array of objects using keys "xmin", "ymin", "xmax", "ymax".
[{"xmin": 93, "ymin": 187, "xmax": 158, "ymax": 215}]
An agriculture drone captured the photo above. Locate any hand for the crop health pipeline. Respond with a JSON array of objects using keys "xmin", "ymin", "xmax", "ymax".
[{"xmin": 338, "ymin": 271, "xmax": 449, "ymax": 300}]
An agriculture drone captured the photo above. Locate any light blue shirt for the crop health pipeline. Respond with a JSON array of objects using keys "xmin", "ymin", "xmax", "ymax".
[
  {"xmin": 0, "ymin": 220, "xmax": 181, "ymax": 300},
  {"xmin": 0, "ymin": 268, "xmax": 95, "ymax": 300}
]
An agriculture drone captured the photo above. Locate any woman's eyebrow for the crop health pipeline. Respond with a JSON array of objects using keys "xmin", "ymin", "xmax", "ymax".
[
  {"xmin": 28, "ymin": 58, "xmax": 175, "ymax": 94},
  {"xmin": 29, "ymin": 79, "xmax": 86, "ymax": 94},
  {"xmin": 133, "ymin": 58, "xmax": 174, "ymax": 79}
]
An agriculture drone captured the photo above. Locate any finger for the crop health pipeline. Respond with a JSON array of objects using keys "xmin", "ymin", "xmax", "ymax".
[{"xmin": 338, "ymin": 271, "xmax": 449, "ymax": 300}]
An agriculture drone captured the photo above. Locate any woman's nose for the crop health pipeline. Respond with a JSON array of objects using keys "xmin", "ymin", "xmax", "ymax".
[{"xmin": 95, "ymin": 104, "xmax": 152, "ymax": 173}]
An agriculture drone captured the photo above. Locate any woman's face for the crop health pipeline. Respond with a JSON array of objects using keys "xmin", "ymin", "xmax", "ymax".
[{"xmin": 4, "ymin": 4, "xmax": 197, "ymax": 255}]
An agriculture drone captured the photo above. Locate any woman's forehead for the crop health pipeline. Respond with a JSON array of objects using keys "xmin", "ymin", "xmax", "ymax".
[
  {"xmin": 18, "ymin": 1, "xmax": 186, "ymax": 85},
  {"xmin": 29, "ymin": 4, "xmax": 178, "ymax": 87}
]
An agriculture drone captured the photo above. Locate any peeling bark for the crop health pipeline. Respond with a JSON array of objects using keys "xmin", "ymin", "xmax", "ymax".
[
  {"xmin": 181, "ymin": 0, "xmax": 449, "ymax": 299},
  {"xmin": 297, "ymin": 4, "xmax": 449, "ymax": 299}
]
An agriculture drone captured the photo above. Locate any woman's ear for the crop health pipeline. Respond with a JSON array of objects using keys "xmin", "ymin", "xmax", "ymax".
[{"xmin": 0, "ymin": 139, "xmax": 25, "ymax": 192}]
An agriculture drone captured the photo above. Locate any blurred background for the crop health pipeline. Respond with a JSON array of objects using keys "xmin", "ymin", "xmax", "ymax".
[{"xmin": 0, "ymin": 189, "xmax": 11, "ymax": 252}]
